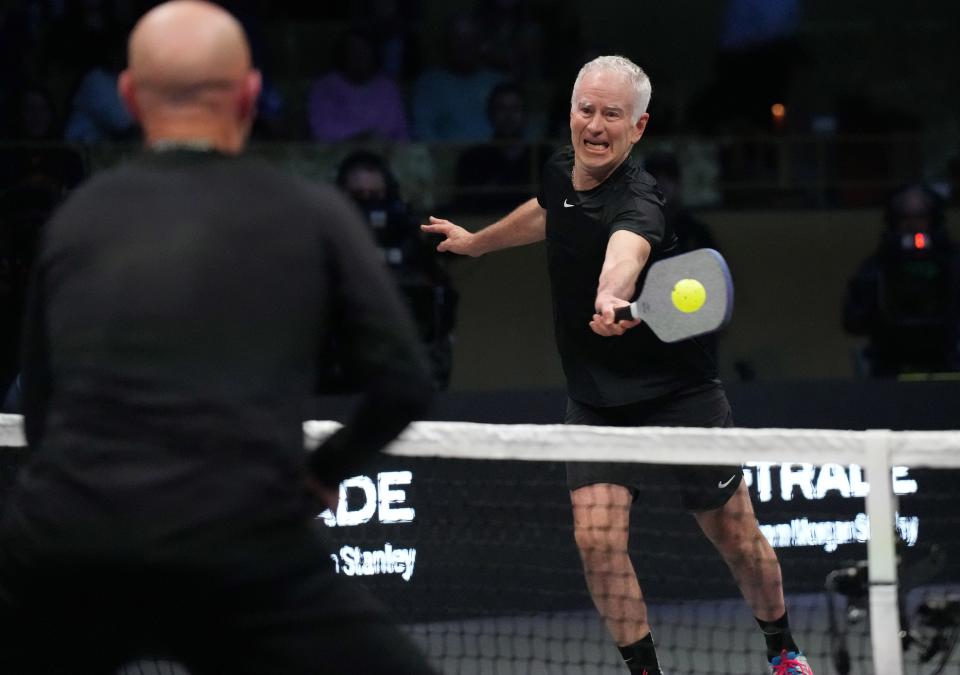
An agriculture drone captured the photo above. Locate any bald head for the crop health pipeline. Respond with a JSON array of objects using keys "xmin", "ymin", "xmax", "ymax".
[
  {"xmin": 120, "ymin": 0, "xmax": 261, "ymax": 152},
  {"xmin": 129, "ymin": 0, "xmax": 251, "ymax": 93}
]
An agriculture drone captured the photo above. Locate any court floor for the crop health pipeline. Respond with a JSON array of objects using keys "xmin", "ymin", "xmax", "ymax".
[{"xmin": 118, "ymin": 590, "xmax": 960, "ymax": 674}]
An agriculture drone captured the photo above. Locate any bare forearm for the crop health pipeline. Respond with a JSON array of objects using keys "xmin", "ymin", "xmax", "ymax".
[
  {"xmin": 596, "ymin": 258, "xmax": 642, "ymax": 304},
  {"xmin": 472, "ymin": 198, "xmax": 545, "ymax": 256},
  {"xmin": 423, "ymin": 199, "xmax": 545, "ymax": 257},
  {"xmin": 591, "ymin": 231, "xmax": 651, "ymax": 336}
]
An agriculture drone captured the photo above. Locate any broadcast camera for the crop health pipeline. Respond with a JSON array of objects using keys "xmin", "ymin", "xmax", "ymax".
[
  {"xmin": 335, "ymin": 151, "xmax": 458, "ymax": 389},
  {"xmin": 825, "ymin": 543, "xmax": 960, "ymax": 674},
  {"xmin": 843, "ymin": 183, "xmax": 960, "ymax": 377}
]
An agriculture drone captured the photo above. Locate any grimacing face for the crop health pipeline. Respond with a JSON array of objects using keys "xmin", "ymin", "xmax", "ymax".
[{"xmin": 570, "ymin": 70, "xmax": 648, "ymax": 179}]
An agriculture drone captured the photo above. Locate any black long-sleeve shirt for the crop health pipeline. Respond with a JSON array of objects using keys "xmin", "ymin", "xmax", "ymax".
[{"xmin": 13, "ymin": 148, "xmax": 432, "ymax": 556}]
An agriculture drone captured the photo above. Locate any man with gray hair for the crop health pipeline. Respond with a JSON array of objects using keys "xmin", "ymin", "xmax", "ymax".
[{"xmin": 423, "ymin": 55, "xmax": 813, "ymax": 674}]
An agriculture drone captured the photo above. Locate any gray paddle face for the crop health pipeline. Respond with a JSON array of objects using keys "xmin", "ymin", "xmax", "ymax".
[{"xmin": 635, "ymin": 248, "xmax": 733, "ymax": 342}]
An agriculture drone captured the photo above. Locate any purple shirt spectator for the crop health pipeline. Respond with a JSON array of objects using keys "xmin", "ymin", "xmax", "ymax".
[
  {"xmin": 307, "ymin": 29, "xmax": 409, "ymax": 143},
  {"xmin": 308, "ymin": 71, "xmax": 408, "ymax": 142}
]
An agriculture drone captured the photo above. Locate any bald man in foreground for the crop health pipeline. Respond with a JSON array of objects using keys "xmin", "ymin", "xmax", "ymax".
[{"xmin": 0, "ymin": 2, "xmax": 437, "ymax": 673}]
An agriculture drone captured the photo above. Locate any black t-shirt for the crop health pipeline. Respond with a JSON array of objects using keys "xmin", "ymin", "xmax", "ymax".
[
  {"xmin": 11, "ymin": 149, "xmax": 432, "ymax": 557},
  {"xmin": 537, "ymin": 146, "xmax": 717, "ymax": 406}
]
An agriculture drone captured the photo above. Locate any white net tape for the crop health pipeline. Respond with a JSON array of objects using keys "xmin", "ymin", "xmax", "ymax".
[{"xmin": 4, "ymin": 414, "xmax": 958, "ymax": 470}]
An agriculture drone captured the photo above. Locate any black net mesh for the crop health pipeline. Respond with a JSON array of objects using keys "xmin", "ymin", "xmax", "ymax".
[{"xmin": 2, "ymin": 420, "xmax": 959, "ymax": 675}]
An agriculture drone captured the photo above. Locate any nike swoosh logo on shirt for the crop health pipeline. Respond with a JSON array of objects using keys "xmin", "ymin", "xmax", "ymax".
[
  {"xmin": 718, "ymin": 474, "xmax": 738, "ymax": 489},
  {"xmin": 563, "ymin": 198, "xmax": 576, "ymax": 208}
]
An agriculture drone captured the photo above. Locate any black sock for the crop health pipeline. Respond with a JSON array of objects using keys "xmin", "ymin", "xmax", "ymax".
[
  {"xmin": 757, "ymin": 611, "xmax": 800, "ymax": 660},
  {"xmin": 618, "ymin": 633, "xmax": 662, "ymax": 674}
]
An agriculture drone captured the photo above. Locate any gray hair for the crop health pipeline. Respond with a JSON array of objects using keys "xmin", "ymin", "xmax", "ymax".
[{"xmin": 570, "ymin": 55, "xmax": 652, "ymax": 123}]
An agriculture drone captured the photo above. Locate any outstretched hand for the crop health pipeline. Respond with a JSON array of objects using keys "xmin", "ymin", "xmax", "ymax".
[
  {"xmin": 590, "ymin": 295, "xmax": 641, "ymax": 337},
  {"xmin": 421, "ymin": 216, "xmax": 479, "ymax": 256}
]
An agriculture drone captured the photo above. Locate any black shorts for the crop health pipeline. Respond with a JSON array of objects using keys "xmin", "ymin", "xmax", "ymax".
[{"xmin": 565, "ymin": 381, "xmax": 742, "ymax": 512}]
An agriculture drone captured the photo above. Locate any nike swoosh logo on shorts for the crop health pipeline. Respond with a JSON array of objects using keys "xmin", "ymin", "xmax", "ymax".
[
  {"xmin": 563, "ymin": 198, "xmax": 576, "ymax": 208},
  {"xmin": 718, "ymin": 474, "xmax": 737, "ymax": 488}
]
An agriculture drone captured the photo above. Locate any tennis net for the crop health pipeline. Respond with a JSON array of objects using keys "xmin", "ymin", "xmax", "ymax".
[{"xmin": 3, "ymin": 414, "xmax": 959, "ymax": 674}]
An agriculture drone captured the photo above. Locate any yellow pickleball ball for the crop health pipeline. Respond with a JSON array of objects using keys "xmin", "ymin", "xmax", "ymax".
[{"xmin": 671, "ymin": 278, "xmax": 707, "ymax": 313}]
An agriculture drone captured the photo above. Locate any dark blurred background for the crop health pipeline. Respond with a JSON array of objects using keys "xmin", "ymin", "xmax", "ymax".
[{"xmin": 2, "ymin": 0, "xmax": 960, "ymax": 425}]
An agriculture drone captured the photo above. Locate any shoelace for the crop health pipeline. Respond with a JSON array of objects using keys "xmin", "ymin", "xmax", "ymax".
[{"xmin": 770, "ymin": 649, "xmax": 810, "ymax": 675}]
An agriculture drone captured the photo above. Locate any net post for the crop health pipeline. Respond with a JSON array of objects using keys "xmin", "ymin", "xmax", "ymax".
[
  {"xmin": 0, "ymin": 414, "xmax": 27, "ymax": 447},
  {"xmin": 864, "ymin": 429, "xmax": 904, "ymax": 675}
]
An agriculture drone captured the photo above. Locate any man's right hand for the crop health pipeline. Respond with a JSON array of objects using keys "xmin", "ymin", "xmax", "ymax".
[
  {"xmin": 421, "ymin": 216, "xmax": 480, "ymax": 256},
  {"xmin": 590, "ymin": 299, "xmax": 642, "ymax": 337}
]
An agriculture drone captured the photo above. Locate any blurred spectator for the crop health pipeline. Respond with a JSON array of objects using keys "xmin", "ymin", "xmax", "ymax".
[
  {"xmin": 336, "ymin": 151, "xmax": 459, "ymax": 388},
  {"xmin": 643, "ymin": 152, "xmax": 720, "ymax": 253},
  {"xmin": 843, "ymin": 183, "xmax": 960, "ymax": 376},
  {"xmin": 454, "ymin": 82, "xmax": 551, "ymax": 212},
  {"xmin": 689, "ymin": 0, "xmax": 802, "ymax": 134},
  {"xmin": 349, "ymin": 0, "xmax": 421, "ymax": 81},
  {"xmin": 474, "ymin": 0, "xmax": 544, "ymax": 82},
  {"xmin": 64, "ymin": 33, "xmax": 136, "ymax": 143},
  {"xmin": 0, "ymin": 84, "xmax": 86, "ymax": 194},
  {"xmin": 685, "ymin": 0, "xmax": 804, "ymax": 206},
  {"xmin": 411, "ymin": 13, "xmax": 503, "ymax": 141},
  {"xmin": 307, "ymin": 29, "xmax": 408, "ymax": 143}
]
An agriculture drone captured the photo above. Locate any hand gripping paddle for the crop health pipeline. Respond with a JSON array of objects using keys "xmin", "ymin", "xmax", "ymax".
[{"xmin": 612, "ymin": 248, "xmax": 734, "ymax": 342}]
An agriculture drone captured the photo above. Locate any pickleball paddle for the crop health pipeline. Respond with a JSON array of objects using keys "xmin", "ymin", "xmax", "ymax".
[{"xmin": 612, "ymin": 248, "xmax": 734, "ymax": 342}]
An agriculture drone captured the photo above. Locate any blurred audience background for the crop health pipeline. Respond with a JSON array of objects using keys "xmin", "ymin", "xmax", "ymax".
[{"xmin": 2, "ymin": 0, "xmax": 960, "ymax": 397}]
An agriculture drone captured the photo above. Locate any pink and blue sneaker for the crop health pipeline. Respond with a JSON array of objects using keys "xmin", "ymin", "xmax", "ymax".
[{"xmin": 769, "ymin": 650, "xmax": 814, "ymax": 675}]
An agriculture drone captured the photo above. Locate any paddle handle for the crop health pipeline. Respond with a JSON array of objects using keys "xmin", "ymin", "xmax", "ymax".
[{"xmin": 613, "ymin": 304, "xmax": 638, "ymax": 322}]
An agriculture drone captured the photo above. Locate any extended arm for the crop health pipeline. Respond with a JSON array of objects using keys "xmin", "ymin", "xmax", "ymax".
[
  {"xmin": 590, "ymin": 230, "xmax": 651, "ymax": 337},
  {"xmin": 421, "ymin": 197, "xmax": 546, "ymax": 257}
]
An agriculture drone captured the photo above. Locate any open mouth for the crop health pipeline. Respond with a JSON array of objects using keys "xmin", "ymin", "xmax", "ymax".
[{"xmin": 583, "ymin": 139, "xmax": 609, "ymax": 152}]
